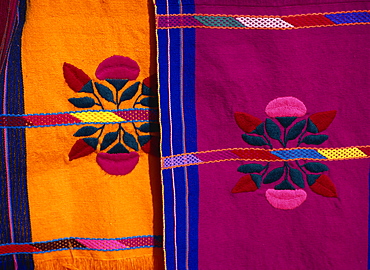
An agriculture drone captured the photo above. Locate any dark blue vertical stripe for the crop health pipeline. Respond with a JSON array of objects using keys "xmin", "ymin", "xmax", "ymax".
[
  {"xmin": 0, "ymin": 0, "xmax": 34, "ymax": 269},
  {"xmin": 168, "ymin": 17, "xmax": 188, "ymax": 268},
  {"xmin": 156, "ymin": 0, "xmax": 199, "ymax": 269},
  {"xmin": 182, "ymin": 1, "xmax": 198, "ymax": 269}
]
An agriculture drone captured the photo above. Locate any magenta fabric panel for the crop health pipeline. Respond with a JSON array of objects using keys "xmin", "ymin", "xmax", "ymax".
[{"xmin": 156, "ymin": 0, "xmax": 370, "ymax": 269}]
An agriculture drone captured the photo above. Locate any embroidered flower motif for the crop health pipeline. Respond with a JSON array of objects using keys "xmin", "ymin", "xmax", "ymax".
[
  {"xmin": 232, "ymin": 96, "xmax": 337, "ymax": 210},
  {"xmin": 64, "ymin": 56, "xmax": 159, "ymax": 175}
]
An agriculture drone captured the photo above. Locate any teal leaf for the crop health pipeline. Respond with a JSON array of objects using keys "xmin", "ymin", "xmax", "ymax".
[
  {"xmin": 252, "ymin": 123, "xmax": 264, "ymax": 135},
  {"xmin": 302, "ymin": 135, "xmax": 328, "ymax": 145},
  {"xmin": 138, "ymin": 135, "xmax": 151, "ymax": 146},
  {"xmin": 142, "ymin": 84, "xmax": 152, "ymax": 95},
  {"xmin": 307, "ymin": 174, "xmax": 320, "ymax": 186},
  {"xmin": 138, "ymin": 123, "xmax": 160, "ymax": 133},
  {"xmin": 68, "ymin": 97, "xmax": 95, "ymax": 108},
  {"xmin": 106, "ymin": 79, "xmax": 128, "ymax": 91},
  {"xmin": 306, "ymin": 119, "xmax": 319, "ymax": 133},
  {"xmin": 289, "ymin": 168, "xmax": 304, "ymax": 188},
  {"xmin": 286, "ymin": 120, "xmax": 306, "ymax": 141},
  {"xmin": 80, "ymin": 80, "xmax": 94, "ymax": 93},
  {"xmin": 141, "ymin": 97, "xmax": 158, "ymax": 107},
  {"xmin": 237, "ymin": 164, "xmax": 266, "ymax": 174},
  {"xmin": 276, "ymin": 117, "xmax": 297, "ymax": 128},
  {"xmin": 94, "ymin": 82, "xmax": 115, "ymax": 103},
  {"xmin": 303, "ymin": 162, "xmax": 329, "ymax": 173},
  {"xmin": 123, "ymin": 132, "xmax": 139, "ymax": 151},
  {"xmin": 263, "ymin": 167, "xmax": 285, "ymax": 184},
  {"xmin": 265, "ymin": 119, "xmax": 281, "ymax": 140},
  {"xmin": 107, "ymin": 143, "xmax": 129, "ymax": 154},
  {"xmin": 83, "ymin": 138, "xmax": 98, "ymax": 149},
  {"xmin": 251, "ymin": 174, "xmax": 262, "ymax": 188},
  {"xmin": 275, "ymin": 180, "xmax": 295, "ymax": 190},
  {"xmin": 73, "ymin": 126, "xmax": 99, "ymax": 137},
  {"xmin": 242, "ymin": 134, "xmax": 268, "ymax": 146},
  {"xmin": 120, "ymin": 82, "xmax": 139, "ymax": 102},
  {"xmin": 101, "ymin": 131, "xmax": 118, "ymax": 150}
]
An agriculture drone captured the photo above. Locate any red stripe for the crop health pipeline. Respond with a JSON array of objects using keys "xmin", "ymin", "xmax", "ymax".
[
  {"xmin": 0, "ymin": 244, "xmax": 41, "ymax": 254},
  {"xmin": 283, "ymin": 15, "xmax": 336, "ymax": 27}
]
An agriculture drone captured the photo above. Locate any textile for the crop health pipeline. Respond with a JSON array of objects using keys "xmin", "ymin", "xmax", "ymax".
[
  {"xmin": 155, "ymin": 0, "xmax": 370, "ymax": 269},
  {"xmin": 0, "ymin": 0, "xmax": 163, "ymax": 269}
]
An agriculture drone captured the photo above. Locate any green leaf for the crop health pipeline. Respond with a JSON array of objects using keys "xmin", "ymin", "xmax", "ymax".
[
  {"xmin": 286, "ymin": 120, "xmax": 306, "ymax": 141},
  {"xmin": 140, "ymin": 97, "xmax": 158, "ymax": 107},
  {"xmin": 251, "ymin": 174, "xmax": 262, "ymax": 188},
  {"xmin": 73, "ymin": 126, "xmax": 99, "ymax": 137},
  {"xmin": 306, "ymin": 119, "xmax": 319, "ymax": 133},
  {"xmin": 123, "ymin": 132, "xmax": 139, "ymax": 151},
  {"xmin": 302, "ymin": 135, "xmax": 328, "ymax": 145},
  {"xmin": 307, "ymin": 174, "xmax": 320, "ymax": 186},
  {"xmin": 289, "ymin": 168, "xmax": 304, "ymax": 188},
  {"xmin": 120, "ymin": 82, "xmax": 139, "ymax": 102},
  {"xmin": 275, "ymin": 180, "xmax": 295, "ymax": 190},
  {"xmin": 101, "ymin": 131, "xmax": 118, "ymax": 150},
  {"xmin": 80, "ymin": 81, "xmax": 94, "ymax": 93},
  {"xmin": 138, "ymin": 135, "xmax": 151, "ymax": 146},
  {"xmin": 237, "ymin": 164, "xmax": 265, "ymax": 174},
  {"xmin": 107, "ymin": 143, "xmax": 129, "ymax": 154},
  {"xmin": 83, "ymin": 138, "xmax": 99, "ymax": 149},
  {"xmin": 68, "ymin": 97, "xmax": 95, "ymax": 108},
  {"xmin": 251, "ymin": 123, "xmax": 264, "ymax": 135},
  {"xmin": 276, "ymin": 117, "xmax": 297, "ymax": 128},
  {"xmin": 265, "ymin": 119, "xmax": 281, "ymax": 140},
  {"xmin": 94, "ymin": 82, "xmax": 115, "ymax": 103},
  {"xmin": 303, "ymin": 162, "xmax": 329, "ymax": 173},
  {"xmin": 142, "ymin": 84, "xmax": 152, "ymax": 95},
  {"xmin": 242, "ymin": 134, "xmax": 268, "ymax": 146},
  {"xmin": 138, "ymin": 123, "xmax": 160, "ymax": 133},
  {"xmin": 106, "ymin": 79, "xmax": 128, "ymax": 91},
  {"xmin": 263, "ymin": 167, "xmax": 285, "ymax": 184}
]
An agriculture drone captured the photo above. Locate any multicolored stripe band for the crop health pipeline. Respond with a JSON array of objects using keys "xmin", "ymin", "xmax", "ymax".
[
  {"xmin": 0, "ymin": 235, "xmax": 162, "ymax": 256},
  {"xmin": 0, "ymin": 109, "xmax": 158, "ymax": 128},
  {"xmin": 157, "ymin": 10, "xmax": 370, "ymax": 30},
  {"xmin": 162, "ymin": 145, "xmax": 370, "ymax": 169}
]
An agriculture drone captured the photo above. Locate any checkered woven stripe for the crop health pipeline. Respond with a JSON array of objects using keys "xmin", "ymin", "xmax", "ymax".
[
  {"xmin": 0, "ymin": 109, "xmax": 158, "ymax": 128},
  {"xmin": 162, "ymin": 146, "xmax": 370, "ymax": 169},
  {"xmin": 157, "ymin": 10, "xmax": 370, "ymax": 30},
  {"xmin": 0, "ymin": 236, "xmax": 162, "ymax": 256}
]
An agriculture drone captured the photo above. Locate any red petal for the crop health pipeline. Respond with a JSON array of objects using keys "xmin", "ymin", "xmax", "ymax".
[
  {"xmin": 310, "ymin": 174, "xmax": 338, "ymax": 197},
  {"xmin": 309, "ymin": 110, "xmax": 336, "ymax": 132},
  {"xmin": 232, "ymin": 175, "xmax": 258, "ymax": 193},
  {"xmin": 234, "ymin": 112, "xmax": 262, "ymax": 133},
  {"xmin": 63, "ymin": 63, "xmax": 91, "ymax": 92},
  {"xmin": 68, "ymin": 139, "xmax": 95, "ymax": 161},
  {"xmin": 142, "ymin": 136, "xmax": 160, "ymax": 156},
  {"xmin": 143, "ymin": 74, "xmax": 158, "ymax": 90}
]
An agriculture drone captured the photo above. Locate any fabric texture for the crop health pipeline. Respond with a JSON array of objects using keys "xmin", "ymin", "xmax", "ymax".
[
  {"xmin": 155, "ymin": 0, "xmax": 370, "ymax": 269},
  {"xmin": 0, "ymin": 0, "xmax": 163, "ymax": 269}
]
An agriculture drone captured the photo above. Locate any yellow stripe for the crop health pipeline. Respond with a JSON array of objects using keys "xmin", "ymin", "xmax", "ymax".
[
  {"xmin": 71, "ymin": 111, "xmax": 125, "ymax": 123},
  {"xmin": 317, "ymin": 147, "xmax": 367, "ymax": 159}
]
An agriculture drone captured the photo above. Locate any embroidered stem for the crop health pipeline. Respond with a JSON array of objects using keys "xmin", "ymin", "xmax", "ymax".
[
  {"xmin": 297, "ymin": 121, "xmax": 308, "ymax": 146},
  {"xmin": 92, "ymin": 92, "xmax": 105, "ymax": 110},
  {"xmin": 261, "ymin": 162, "xmax": 270, "ymax": 177},
  {"xmin": 97, "ymin": 125, "xmax": 105, "ymax": 139},
  {"xmin": 262, "ymin": 134, "xmax": 273, "ymax": 149}
]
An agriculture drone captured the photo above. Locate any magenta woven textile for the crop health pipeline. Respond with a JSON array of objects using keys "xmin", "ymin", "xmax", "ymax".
[{"xmin": 156, "ymin": 0, "xmax": 370, "ymax": 269}]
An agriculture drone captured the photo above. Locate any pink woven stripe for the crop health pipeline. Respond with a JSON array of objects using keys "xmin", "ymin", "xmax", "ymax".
[{"xmin": 76, "ymin": 239, "xmax": 127, "ymax": 250}]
